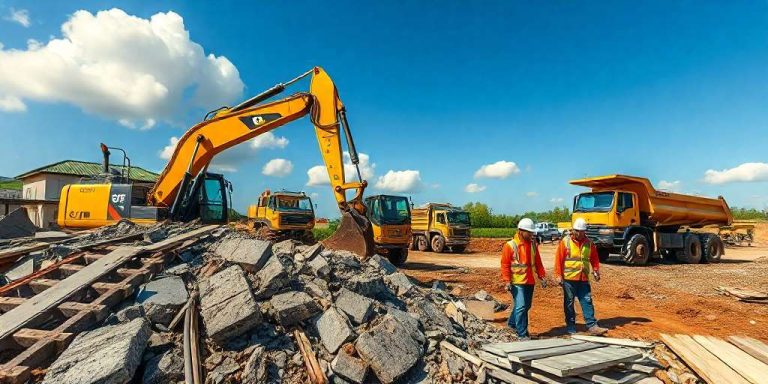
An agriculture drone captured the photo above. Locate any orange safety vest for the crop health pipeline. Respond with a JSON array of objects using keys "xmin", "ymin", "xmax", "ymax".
[
  {"xmin": 562, "ymin": 235, "xmax": 591, "ymax": 281},
  {"xmin": 506, "ymin": 238, "xmax": 537, "ymax": 285}
]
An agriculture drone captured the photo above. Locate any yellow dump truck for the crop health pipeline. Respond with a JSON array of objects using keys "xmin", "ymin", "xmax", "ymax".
[
  {"xmin": 570, "ymin": 175, "xmax": 730, "ymax": 265},
  {"xmin": 411, "ymin": 203, "xmax": 471, "ymax": 253},
  {"xmin": 247, "ymin": 190, "xmax": 314, "ymax": 239},
  {"xmin": 364, "ymin": 195, "xmax": 412, "ymax": 265}
]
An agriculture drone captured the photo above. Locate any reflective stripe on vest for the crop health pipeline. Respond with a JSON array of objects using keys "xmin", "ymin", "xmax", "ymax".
[
  {"xmin": 507, "ymin": 238, "xmax": 537, "ymax": 285},
  {"xmin": 563, "ymin": 235, "xmax": 591, "ymax": 280}
]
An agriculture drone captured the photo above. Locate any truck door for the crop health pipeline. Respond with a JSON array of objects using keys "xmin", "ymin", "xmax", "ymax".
[{"xmin": 616, "ymin": 192, "xmax": 638, "ymax": 227}]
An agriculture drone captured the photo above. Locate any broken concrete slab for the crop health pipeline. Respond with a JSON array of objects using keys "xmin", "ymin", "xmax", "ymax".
[
  {"xmin": 42, "ymin": 318, "xmax": 151, "ymax": 384},
  {"xmin": 408, "ymin": 298, "xmax": 454, "ymax": 334},
  {"xmin": 316, "ymin": 307, "xmax": 355, "ymax": 353},
  {"xmin": 270, "ymin": 291, "xmax": 321, "ymax": 327},
  {"xmin": 253, "ymin": 256, "xmax": 290, "ymax": 299},
  {"xmin": 331, "ymin": 348, "xmax": 369, "ymax": 384},
  {"xmin": 272, "ymin": 239, "xmax": 296, "ymax": 258},
  {"xmin": 136, "ymin": 276, "xmax": 188, "ymax": 326},
  {"xmin": 384, "ymin": 272, "xmax": 414, "ymax": 296},
  {"xmin": 3, "ymin": 252, "xmax": 43, "ymax": 282},
  {"xmin": 106, "ymin": 302, "xmax": 145, "ymax": 325},
  {"xmin": 344, "ymin": 275, "xmax": 388, "ymax": 299},
  {"xmin": 431, "ymin": 280, "xmax": 447, "ymax": 291},
  {"xmin": 301, "ymin": 243, "xmax": 323, "ymax": 261},
  {"xmin": 474, "ymin": 289, "xmax": 492, "ymax": 301},
  {"xmin": 301, "ymin": 275, "xmax": 332, "ymax": 300},
  {"xmin": 143, "ymin": 349, "xmax": 184, "ymax": 384},
  {"xmin": 242, "ymin": 346, "xmax": 267, "ymax": 383},
  {"xmin": 335, "ymin": 288, "xmax": 374, "ymax": 325},
  {"xmin": 213, "ymin": 236, "xmax": 272, "ymax": 272},
  {"xmin": 143, "ymin": 226, "xmax": 169, "ymax": 243},
  {"xmin": 368, "ymin": 254, "xmax": 397, "ymax": 275},
  {"xmin": 0, "ymin": 208, "xmax": 37, "ymax": 239},
  {"xmin": 463, "ymin": 299, "xmax": 496, "ymax": 320},
  {"xmin": 387, "ymin": 307, "xmax": 425, "ymax": 345},
  {"xmin": 307, "ymin": 253, "xmax": 331, "ymax": 279},
  {"xmin": 34, "ymin": 231, "xmax": 71, "ymax": 241},
  {"xmin": 200, "ymin": 265, "xmax": 262, "ymax": 343},
  {"xmin": 355, "ymin": 314, "xmax": 423, "ymax": 383}
]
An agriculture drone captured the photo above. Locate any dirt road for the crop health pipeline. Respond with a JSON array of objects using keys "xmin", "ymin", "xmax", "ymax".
[{"xmin": 401, "ymin": 242, "xmax": 768, "ymax": 342}]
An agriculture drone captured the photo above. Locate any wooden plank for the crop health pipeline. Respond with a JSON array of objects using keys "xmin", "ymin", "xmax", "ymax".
[
  {"xmin": 579, "ymin": 370, "xmax": 648, "ymax": 384},
  {"xmin": 530, "ymin": 346, "xmax": 642, "ymax": 377},
  {"xmin": 660, "ymin": 334, "xmax": 750, "ymax": 384},
  {"xmin": 440, "ymin": 341, "xmax": 483, "ymax": 366},
  {"xmin": 484, "ymin": 365, "xmax": 539, "ymax": 384},
  {"xmin": 483, "ymin": 339, "xmax": 583, "ymax": 355},
  {"xmin": 508, "ymin": 342, "xmax": 601, "ymax": 362},
  {"xmin": 729, "ymin": 336, "xmax": 768, "ymax": 365},
  {"xmin": 143, "ymin": 225, "xmax": 218, "ymax": 251},
  {"xmin": 693, "ymin": 335, "xmax": 768, "ymax": 384},
  {"xmin": 0, "ymin": 243, "xmax": 48, "ymax": 262},
  {"xmin": 478, "ymin": 350, "xmax": 513, "ymax": 369},
  {"xmin": 506, "ymin": 364, "xmax": 589, "ymax": 384},
  {"xmin": 571, "ymin": 335, "xmax": 655, "ymax": 349},
  {"xmin": 620, "ymin": 363, "xmax": 658, "ymax": 375}
]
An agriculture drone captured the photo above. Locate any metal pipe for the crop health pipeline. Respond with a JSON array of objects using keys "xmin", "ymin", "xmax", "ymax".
[
  {"xmin": 100, "ymin": 143, "xmax": 110, "ymax": 174},
  {"xmin": 230, "ymin": 68, "xmax": 314, "ymax": 112},
  {"xmin": 190, "ymin": 296, "xmax": 202, "ymax": 384},
  {"xmin": 170, "ymin": 135, "xmax": 205, "ymax": 219},
  {"xmin": 339, "ymin": 110, "xmax": 363, "ymax": 182},
  {"xmin": 183, "ymin": 302, "xmax": 192, "ymax": 384}
]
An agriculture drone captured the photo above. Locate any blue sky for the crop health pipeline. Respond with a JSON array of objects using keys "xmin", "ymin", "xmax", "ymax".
[{"xmin": 1, "ymin": 1, "xmax": 768, "ymax": 218}]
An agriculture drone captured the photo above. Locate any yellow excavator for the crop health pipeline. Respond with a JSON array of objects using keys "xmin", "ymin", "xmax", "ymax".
[
  {"xmin": 56, "ymin": 67, "xmax": 375, "ymax": 256},
  {"xmin": 247, "ymin": 189, "xmax": 315, "ymax": 241}
]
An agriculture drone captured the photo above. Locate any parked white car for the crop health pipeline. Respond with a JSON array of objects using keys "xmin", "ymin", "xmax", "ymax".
[{"xmin": 534, "ymin": 222, "xmax": 561, "ymax": 243}]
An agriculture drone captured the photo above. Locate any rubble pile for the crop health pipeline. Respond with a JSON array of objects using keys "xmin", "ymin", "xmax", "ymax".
[{"xmin": 40, "ymin": 228, "xmax": 516, "ymax": 383}]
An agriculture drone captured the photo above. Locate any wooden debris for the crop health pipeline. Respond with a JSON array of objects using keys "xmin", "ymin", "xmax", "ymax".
[
  {"xmin": 660, "ymin": 334, "xmax": 750, "ymax": 384},
  {"xmin": 530, "ymin": 346, "xmax": 642, "ymax": 377},
  {"xmin": 483, "ymin": 339, "xmax": 582, "ymax": 356},
  {"xmin": 579, "ymin": 370, "xmax": 648, "ymax": 384},
  {"xmin": 571, "ymin": 334, "xmax": 655, "ymax": 349},
  {"xmin": 294, "ymin": 329, "xmax": 327, "ymax": 384},
  {"xmin": 439, "ymin": 340, "xmax": 483, "ymax": 366},
  {"xmin": 508, "ymin": 341, "xmax": 602, "ymax": 362},
  {"xmin": 693, "ymin": 335, "xmax": 768, "ymax": 384},
  {"xmin": 728, "ymin": 335, "xmax": 768, "ymax": 365},
  {"xmin": 716, "ymin": 286, "xmax": 768, "ymax": 303}
]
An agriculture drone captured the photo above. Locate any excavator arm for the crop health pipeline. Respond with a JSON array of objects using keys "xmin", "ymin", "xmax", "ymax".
[{"xmin": 148, "ymin": 67, "xmax": 374, "ymax": 256}]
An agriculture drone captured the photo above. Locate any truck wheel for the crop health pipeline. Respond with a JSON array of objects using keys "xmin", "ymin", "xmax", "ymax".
[
  {"xmin": 452, "ymin": 245, "xmax": 466, "ymax": 253},
  {"xmin": 597, "ymin": 248, "xmax": 610, "ymax": 263},
  {"xmin": 416, "ymin": 235, "xmax": 430, "ymax": 251},
  {"xmin": 623, "ymin": 234, "xmax": 650, "ymax": 265},
  {"xmin": 701, "ymin": 234, "xmax": 724, "ymax": 263},
  {"xmin": 677, "ymin": 234, "xmax": 702, "ymax": 264},
  {"xmin": 431, "ymin": 235, "xmax": 446, "ymax": 253},
  {"xmin": 387, "ymin": 248, "xmax": 408, "ymax": 266}
]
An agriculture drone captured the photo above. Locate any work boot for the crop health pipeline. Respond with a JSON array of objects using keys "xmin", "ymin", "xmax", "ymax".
[{"xmin": 587, "ymin": 325, "xmax": 608, "ymax": 336}]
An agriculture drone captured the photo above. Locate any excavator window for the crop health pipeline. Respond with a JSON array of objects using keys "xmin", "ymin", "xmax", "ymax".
[{"xmin": 199, "ymin": 177, "xmax": 227, "ymax": 223}]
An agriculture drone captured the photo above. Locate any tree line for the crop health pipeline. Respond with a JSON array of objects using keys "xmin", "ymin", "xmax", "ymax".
[{"xmin": 462, "ymin": 202, "xmax": 572, "ymax": 228}]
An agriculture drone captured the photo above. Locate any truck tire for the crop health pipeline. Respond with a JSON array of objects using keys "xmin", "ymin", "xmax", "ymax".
[
  {"xmin": 387, "ymin": 248, "xmax": 408, "ymax": 266},
  {"xmin": 623, "ymin": 234, "xmax": 650, "ymax": 265},
  {"xmin": 409, "ymin": 238, "xmax": 418, "ymax": 251},
  {"xmin": 431, "ymin": 235, "xmax": 446, "ymax": 253},
  {"xmin": 701, "ymin": 234, "xmax": 724, "ymax": 263},
  {"xmin": 677, "ymin": 234, "xmax": 702, "ymax": 264},
  {"xmin": 452, "ymin": 245, "xmax": 466, "ymax": 253},
  {"xmin": 416, "ymin": 235, "xmax": 430, "ymax": 251},
  {"xmin": 598, "ymin": 248, "xmax": 610, "ymax": 263}
]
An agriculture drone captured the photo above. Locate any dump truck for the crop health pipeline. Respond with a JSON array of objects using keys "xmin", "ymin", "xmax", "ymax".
[
  {"xmin": 411, "ymin": 203, "xmax": 470, "ymax": 253},
  {"xmin": 247, "ymin": 190, "xmax": 314, "ymax": 241},
  {"xmin": 364, "ymin": 194, "xmax": 411, "ymax": 265},
  {"xmin": 570, "ymin": 175, "xmax": 730, "ymax": 265}
]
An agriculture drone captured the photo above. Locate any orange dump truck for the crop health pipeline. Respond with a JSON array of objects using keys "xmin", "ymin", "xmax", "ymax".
[{"xmin": 570, "ymin": 175, "xmax": 731, "ymax": 265}]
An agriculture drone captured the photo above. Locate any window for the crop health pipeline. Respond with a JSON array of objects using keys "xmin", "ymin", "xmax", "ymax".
[
  {"xmin": 574, "ymin": 192, "xmax": 614, "ymax": 212},
  {"xmin": 437, "ymin": 213, "xmax": 446, "ymax": 224},
  {"xmin": 200, "ymin": 178, "xmax": 225, "ymax": 223},
  {"xmin": 618, "ymin": 193, "xmax": 634, "ymax": 211}
]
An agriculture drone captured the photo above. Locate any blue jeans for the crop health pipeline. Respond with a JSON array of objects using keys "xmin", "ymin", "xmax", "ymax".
[
  {"xmin": 563, "ymin": 280, "xmax": 597, "ymax": 333},
  {"xmin": 507, "ymin": 284, "xmax": 534, "ymax": 337}
]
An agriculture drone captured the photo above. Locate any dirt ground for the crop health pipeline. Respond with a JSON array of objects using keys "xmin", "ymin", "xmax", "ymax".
[{"xmin": 401, "ymin": 241, "xmax": 768, "ymax": 343}]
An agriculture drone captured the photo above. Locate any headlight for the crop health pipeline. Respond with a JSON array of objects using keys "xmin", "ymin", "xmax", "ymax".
[{"xmin": 598, "ymin": 228, "xmax": 613, "ymax": 235}]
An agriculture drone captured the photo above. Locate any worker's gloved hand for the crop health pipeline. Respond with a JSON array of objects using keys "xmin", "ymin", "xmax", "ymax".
[
  {"xmin": 504, "ymin": 282, "xmax": 513, "ymax": 292},
  {"xmin": 540, "ymin": 279, "xmax": 548, "ymax": 289},
  {"xmin": 592, "ymin": 270, "xmax": 601, "ymax": 282}
]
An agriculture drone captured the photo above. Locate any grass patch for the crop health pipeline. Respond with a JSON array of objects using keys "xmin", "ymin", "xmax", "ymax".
[
  {"xmin": 473, "ymin": 227, "xmax": 517, "ymax": 238},
  {"xmin": 312, "ymin": 227, "xmax": 336, "ymax": 241},
  {"xmin": 0, "ymin": 180, "xmax": 21, "ymax": 190}
]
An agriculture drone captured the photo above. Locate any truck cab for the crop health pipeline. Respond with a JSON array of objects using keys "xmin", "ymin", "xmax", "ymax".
[
  {"xmin": 364, "ymin": 195, "xmax": 412, "ymax": 265},
  {"xmin": 411, "ymin": 203, "xmax": 471, "ymax": 253},
  {"xmin": 247, "ymin": 190, "xmax": 315, "ymax": 237}
]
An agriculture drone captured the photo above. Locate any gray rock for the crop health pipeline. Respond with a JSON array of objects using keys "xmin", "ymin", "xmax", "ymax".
[
  {"xmin": 302, "ymin": 243, "xmax": 324, "ymax": 261},
  {"xmin": 331, "ymin": 350, "xmax": 369, "ymax": 384},
  {"xmin": 272, "ymin": 240, "xmax": 297, "ymax": 258},
  {"xmin": 253, "ymin": 256, "xmax": 290, "ymax": 299},
  {"xmin": 164, "ymin": 262, "xmax": 191, "ymax": 276},
  {"xmin": 308, "ymin": 254, "xmax": 331, "ymax": 279},
  {"xmin": 316, "ymin": 307, "xmax": 355, "ymax": 353},
  {"xmin": 200, "ymin": 265, "xmax": 262, "ymax": 343},
  {"xmin": 142, "ymin": 349, "xmax": 184, "ymax": 384},
  {"xmin": 214, "ymin": 236, "xmax": 273, "ymax": 272},
  {"xmin": 242, "ymin": 346, "xmax": 267, "ymax": 383},
  {"xmin": 106, "ymin": 302, "xmax": 145, "ymax": 325},
  {"xmin": 0, "ymin": 207, "xmax": 37, "ymax": 239},
  {"xmin": 408, "ymin": 298, "xmax": 453, "ymax": 334},
  {"xmin": 355, "ymin": 315, "xmax": 422, "ymax": 383},
  {"xmin": 143, "ymin": 227, "xmax": 168, "ymax": 243},
  {"xmin": 474, "ymin": 289, "xmax": 492, "ymax": 301},
  {"xmin": 270, "ymin": 291, "xmax": 321, "ymax": 326},
  {"xmin": 387, "ymin": 307, "xmax": 425, "ymax": 345},
  {"xmin": 136, "ymin": 276, "xmax": 188, "ymax": 326},
  {"xmin": 344, "ymin": 275, "xmax": 387, "ymax": 299},
  {"xmin": 431, "ymin": 280, "xmax": 447, "ymax": 291},
  {"xmin": 301, "ymin": 276, "xmax": 332, "ymax": 300},
  {"xmin": 3, "ymin": 253, "xmax": 41, "ymax": 282},
  {"xmin": 368, "ymin": 254, "xmax": 397, "ymax": 275},
  {"xmin": 43, "ymin": 318, "xmax": 151, "ymax": 384},
  {"xmin": 384, "ymin": 272, "xmax": 414, "ymax": 296},
  {"xmin": 335, "ymin": 288, "xmax": 374, "ymax": 325}
]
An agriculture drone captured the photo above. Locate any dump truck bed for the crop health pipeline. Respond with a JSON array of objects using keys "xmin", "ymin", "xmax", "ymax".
[{"xmin": 570, "ymin": 174, "xmax": 732, "ymax": 227}]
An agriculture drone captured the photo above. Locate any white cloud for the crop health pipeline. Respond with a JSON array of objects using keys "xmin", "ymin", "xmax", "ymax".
[
  {"xmin": 159, "ymin": 131, "xmax": 289, "ymax": 172},
  {"xmin": 375, "ymin": 170, "xmax": 424, "ymax": 193},
  {"xmin": 550, "ymin": 197, "xmax": 564, "ymax": 204},
  {"xmin": 0, "ymin": 8, "xmax": 243, "ymax": 127},
  {"xmin": 474, "ymin": 160, "xmax": 520, "ymax": 179},
  {"xmin": 464, "ymin": 183, "xmax": 486, "ymax": 193},
  {"xmin": 0, "ymin": 95, "xmax": 26, "ymax": 112},
  {"xmin": 5, "ymin": 8, "xmax": 30, "ymax": 27},
  {"xmin": 306, "ymin": 152, "xmax": 375, "ymax": 186},
  {"xmin": 704, "ymin": 163, "xmax": 768, "ymax": 184},
  {"xmin": 262, "ymin": 158, "xmax": 293, "ymax": 177},
  {"xmin": 526, "ymin": 191, "xmax": 538, "ymax": 198},
  {"xmin": 657, "ymin": 180, "xmax": 682, "ymax": 192}
]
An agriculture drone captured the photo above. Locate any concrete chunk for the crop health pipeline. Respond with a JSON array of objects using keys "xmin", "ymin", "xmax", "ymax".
[
  {"xmin": 253, "ymin": 257, "xmax": 290, "ymax": 299},
  {"xmin": 270, "ymin": 291, "xmax": 321, "ymax": 327},
  {"xmin": 43, "ymin": 318, "xmax": 151, "ymax": 384},
  {"xmin": 308, "ymin": 254, "xmax": 331, "ymax": 279},
  {"xmin": 136, "ymin": 276, "xmax": 188, "ymax": 326},
  {"xmin": 0, "ymin": 208, "xmax": 37, "ymax": 239},
  {"xmin": 368, "ymin": 254, "xmax": 397, "ymax": 275},
  {"xmin": 214, "ymin": 237, "xmax": 272, "ymax": 271},
  {"xmin": 384, "ymin": 272, "xmax": 414, "ymax": 296},
  {"xmin": 272, "ymin": 240, "xmax": 296, "ymax": 258},
  {"xmin": 335, "ymin": 288, "xmax": 374, "ymax": 325},
  {"xmin": 387, "ymin": 307, "xmax": 425, "ymax": 345},
  {"xmin": 200, "ymin": 265, "xmax": 262, "ymax": 343},
  {"xmin": 344, "ymin": 275, "xmax": 387, "ymax": 299},
  {"xmin": 316, "ymin": 307, "xmax": 355, "ymax": 353},
  {"xmin": 331, "ymin": 349, "xmax": 369, "ymax": 384},
  {"xmin": 355, "ymin": 315, "xmax": 422, "ymax": 383},
  {"xmin": 143, "ymin": 349, "xmax": 184, "ymax": 384}
]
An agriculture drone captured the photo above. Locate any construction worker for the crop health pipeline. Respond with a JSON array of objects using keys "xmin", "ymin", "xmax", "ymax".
[
  {"xmin": 554, "ymin": 218, "xmax": 608, "ymax": 335},
  {"xmin": 501, "ymin": 218, "xmax": 547, "ymax": 339}
]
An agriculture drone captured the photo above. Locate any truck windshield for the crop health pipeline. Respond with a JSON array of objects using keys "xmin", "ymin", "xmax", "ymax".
[
  {"xmin": 574, "ymin": 192, "xmax": 614, "ymax": 212},
  {"xmin": 276, "ymin": 196, "xmax": 313, "ymax": 212},
  {"xmin": 371, "ymin": 196, "xmax": 410, "ymax": 225},
  {"xmin": 447, "ymin": 211, "xmax": 471, "ymax": 225}
]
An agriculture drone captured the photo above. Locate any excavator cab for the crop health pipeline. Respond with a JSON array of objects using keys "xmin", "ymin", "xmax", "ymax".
[{"xmin": 174, "ymin": 172, "xmax": 230, "ymax": 224}]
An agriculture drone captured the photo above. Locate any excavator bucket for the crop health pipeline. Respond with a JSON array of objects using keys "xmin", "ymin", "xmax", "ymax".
[{"xmin": 322, "ymin": 209, "xmax": 375, "ymax": 258}]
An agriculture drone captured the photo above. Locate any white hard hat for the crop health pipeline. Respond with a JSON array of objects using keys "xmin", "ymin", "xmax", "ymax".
[
  {"xmin": 573, "ymin": 218, "xmax": 587, "ymax": 231},
  {"xmin": 517, "ymin": 218, "xmax": 535, "ymax": 232}
]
